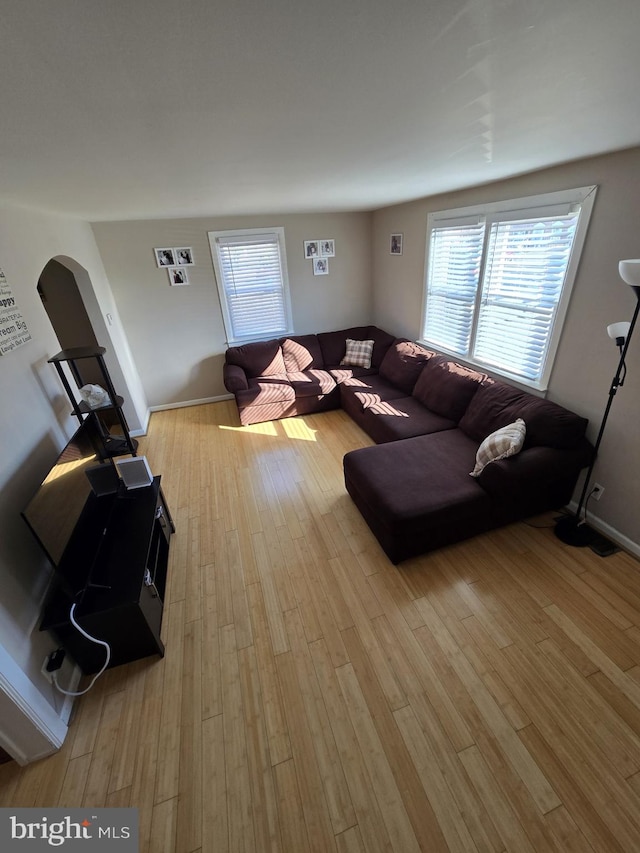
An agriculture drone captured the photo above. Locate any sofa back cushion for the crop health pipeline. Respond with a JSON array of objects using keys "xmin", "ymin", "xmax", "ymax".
[
  {"xmin": 413, "ymin": 356, "xmax": 485, "ymax": 422},
  {"xmin": 366, "ymin": 325, "xmax": 397, "ymax": 368},
  {"xmin": 226, "ymin": 339, "xmax": 287, "ymax": 378},
  {"xmin": 317, "ymin": 327, "xmax": 370, "ymax": 366},
  {"xmin": 458, "ymin": 381, "xmax": 520, "ymax": 440},
  {"xmin": 379, "ymin": 339, "xmax": 436, "ymax": 394},
  {"xmin": 281, "ymin": 335, "xmax": 323, "ymax": 372},
  {"xmin": 459, "ymin": 380, "xmax": 588, "ymax": 449},
  {"xmin": 317, "ymin": 325, "xmax": 395, "ymax": 368}
]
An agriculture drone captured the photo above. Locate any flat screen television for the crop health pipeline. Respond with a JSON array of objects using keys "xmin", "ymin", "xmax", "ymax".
[{"xmin": 22, "ymin": 416, "xmax": 120, "ymax": 598}]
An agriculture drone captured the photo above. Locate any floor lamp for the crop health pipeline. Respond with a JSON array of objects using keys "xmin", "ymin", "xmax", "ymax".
[{"xmin": 555, "ymin": 258, "xmax": 640, "ymax": 547}]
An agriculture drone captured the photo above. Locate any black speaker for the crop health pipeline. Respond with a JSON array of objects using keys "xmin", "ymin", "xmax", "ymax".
[{"xmin": 86, "ymin": 463, "xmax": 120, "ymax": 496}]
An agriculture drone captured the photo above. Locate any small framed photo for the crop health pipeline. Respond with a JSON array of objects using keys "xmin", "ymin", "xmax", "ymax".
[
  {"xmin": 174, "ymin": 247, "xmax": 194, "ymax": 266},
  {"xmin": 304, "ymin": 240, "xmax": 319, "ymax": 259},
  {"xmin": 168, "ymin": 267, "xmax": 189, "ymax": 286},
  {"xmin": 155, "ymin": 247, "xmax": 176, "ymax": 267},
  {"xmin": 390, "ymin": 234, "xmax": 403, "ymax": 255},
  {"xmin": 319, "ymin": 239, "xmax": 335, "ymax": 257},
  {"xmin": 313, "ymin": 257, "xmax": 329, "ymax": 276}
]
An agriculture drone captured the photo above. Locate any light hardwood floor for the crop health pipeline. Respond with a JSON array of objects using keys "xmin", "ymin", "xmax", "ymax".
[{"xmin": 3, "ymin": 401, "xmax": 640, "ymax": 852}]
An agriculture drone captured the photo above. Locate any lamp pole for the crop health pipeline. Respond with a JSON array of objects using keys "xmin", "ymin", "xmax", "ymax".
[{"xmin": 555, "ymin": 278, "xmax": 640, "ymax": 547}]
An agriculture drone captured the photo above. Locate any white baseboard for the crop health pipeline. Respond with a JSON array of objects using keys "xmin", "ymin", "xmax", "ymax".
[
  {"xmin": 565, "ymin": 500, "xmax": 640, "ymax": 559},
  {"xmin": 0, "ymin": 649, "xmax": 69, "ymax": 764},
  {"xmin": 130, "ymin": 408, "xmax": 151, "ymax": 437},
  {"xmin": 148, "ymin": 394, "xmax": 234, "ymax": 414}
]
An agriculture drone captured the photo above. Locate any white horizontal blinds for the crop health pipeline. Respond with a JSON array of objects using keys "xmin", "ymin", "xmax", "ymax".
[
  {"xmin": 423, "ymin": 218, "xmax": 485, "ymax": 354},
  {"xmin": 216, "ymin": 232, "xmax": 288, "ymax": 340},
  {"xmin": 473, "ymin": 211, "xmax": 579, "ymax": 382}
]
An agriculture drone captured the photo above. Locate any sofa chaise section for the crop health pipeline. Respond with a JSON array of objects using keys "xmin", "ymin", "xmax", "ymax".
[{"xmin": 344, "ymin": 375, "xmax": 592, "ymax": 562}]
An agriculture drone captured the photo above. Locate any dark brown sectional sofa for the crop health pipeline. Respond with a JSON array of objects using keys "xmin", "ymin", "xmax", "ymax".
[{"xmin": 224, "ymin": 326, "xmax": 592, "ymax": 562}]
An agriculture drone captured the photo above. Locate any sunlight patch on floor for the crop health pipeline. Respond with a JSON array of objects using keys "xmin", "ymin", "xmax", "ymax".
[
  {"xmin": 217, "ymin": 416, "xmax": 318, "ymax": 441},
  {"xmin": 281, "ymin": 418, "xmax": 317, "ymax": 442},
  {"xmin": 218, "ymin": 421, "xmax": 279, "ymax": 436}
]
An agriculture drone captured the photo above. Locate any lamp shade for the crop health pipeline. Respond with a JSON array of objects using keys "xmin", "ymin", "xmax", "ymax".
[
  {"xmin": 619, "ymin": 259, "xmax": 640, "ymax": 286},
  {"xmin": 607, "ymin": 321, "xmax": 631, "ymax": 341}
]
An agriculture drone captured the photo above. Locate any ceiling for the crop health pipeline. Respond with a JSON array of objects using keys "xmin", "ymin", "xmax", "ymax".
[{"xmin": 2, "ymin": 0, "xmax": 640, "ymax": 222}]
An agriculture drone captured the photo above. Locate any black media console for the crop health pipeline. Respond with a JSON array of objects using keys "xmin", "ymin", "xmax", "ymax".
[{"xmin": 40, "ymin": 477, "xmax": 174, "ymax": 674}]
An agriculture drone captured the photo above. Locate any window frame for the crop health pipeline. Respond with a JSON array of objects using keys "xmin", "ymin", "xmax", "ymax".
[
  {"xmin": 208, "ymin": 226, "xmax": 293, "ymax": 346},
  {"xmin": 419, "ymin": 185, "xmax": 597, "ymax": 391}
]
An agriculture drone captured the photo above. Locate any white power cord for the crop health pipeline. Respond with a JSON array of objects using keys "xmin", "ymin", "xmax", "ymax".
[{"xmin": 52, "ymin": 602, "xmax": 111, "ymax": 696}]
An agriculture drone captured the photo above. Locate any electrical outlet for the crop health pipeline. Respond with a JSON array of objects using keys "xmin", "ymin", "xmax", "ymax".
[
  {"xmin": 41, "ymin": 649, "xmax": 65, "ymax": 683},
  {"xmin": 592, "ymin": 483, "xmax": 605, "ymax": 501}
]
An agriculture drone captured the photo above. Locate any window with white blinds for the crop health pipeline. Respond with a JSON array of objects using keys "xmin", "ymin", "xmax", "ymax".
[
  {"xmin": 420, "ymin": 186, "xmax": 596, "ymax": 390},
  {"xmin": 208, "ymin": 227, "xmax": 293, "ymax": 344}
]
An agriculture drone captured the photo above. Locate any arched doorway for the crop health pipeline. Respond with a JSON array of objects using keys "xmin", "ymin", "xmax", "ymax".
[
  {"xmin": 35, "ymin": 255, "xmax": 146, "ymax": 435},
  {"xmin": 38, "ymin": 259, "xmax": 98, "ymax": 350},
  {"xmin": 37, "ymin": 259, "xmax": 105, "ymax": 388}
]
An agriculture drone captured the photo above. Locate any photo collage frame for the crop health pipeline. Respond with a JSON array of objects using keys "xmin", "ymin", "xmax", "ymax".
[
  {"xmin": 304, "ymin": 239, "xmax": 335, "ymax": 275},
  {"xmin": 154, "ymin": 247, "xmax": 194, "ymax": 286}
]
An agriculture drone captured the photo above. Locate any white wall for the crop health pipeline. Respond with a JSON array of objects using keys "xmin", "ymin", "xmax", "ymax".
[
  {"xmin": 372, "ymin": 147, "xmax": 640, "ymax": 549},
  {"xmin": 0, "ymin": 202, "xmax": 146, "ymax": 752},
  {"xmin": 91, "ymin": 212, "xmax": 372, "ymax": 407}
]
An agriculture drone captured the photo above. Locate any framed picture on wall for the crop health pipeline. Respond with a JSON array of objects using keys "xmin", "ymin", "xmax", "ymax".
[
  {"xmin": 174, "ymin": 247, "xmax": 194, "ymax": 266},
  {"xmin": 155, "ymin": 247, "xmax": 176, "ymax": 267},
  {"xmin": 319, "ymin": 239, "xmax": 335, "ymax": 257},
  {"xmin": 304, "ymin": 240, "xmax": 319, "ymax": 259},
  {"xmin": 390, "ymin": 234, "xmax": 403, "ymax": 255},
  {"xmin": 313, "ymin": 257, "xmax": 329, "ymax": 276},
  {"xmin": 168, "ymin": 267, "xmax": 189, "ymax": 286}
]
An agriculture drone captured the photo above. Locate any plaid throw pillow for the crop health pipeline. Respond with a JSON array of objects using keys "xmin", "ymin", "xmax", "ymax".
[
  {"xmin": 341, "ymin": 338, "xmax": 374, "ymax": 369},
  {"xmin": 470, "ymin": 418, "xmax": 526, "ymax": 478}
]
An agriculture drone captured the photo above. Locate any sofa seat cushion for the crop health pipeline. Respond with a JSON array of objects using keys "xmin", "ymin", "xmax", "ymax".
[
  {"xmin": 345, "ymin": 430, "xmax": 486, "ymax": 520},
  {"xmin": 233, "ymin": 376, "xmax": 296, "ymax": 426},
  {"xmin": 226, "ymin": 339, "xmax": 286, "ymax": 378},
  {"xmin": 286, "ymin": 369, "xmax": 337, "ymax": 398},
  {"xmin": 354, "ymin": 396, "xmax": 457, "ymax": 444},
  {"xmin": 327, "ymin": 366, "xmax": 378, "ymax": 383},
  {"xmin": 378, "ymin": 339, "xmax": 436, "ymax": 394},
  {"xmin": 281, "ymin": 335, "xmax": 323, "ymax": 372},
  {"xmin": 343, "ymin": 430, "xmax": 493, "ymax": 561},
  {"xmin": 412, "ymin": 356, "xmax": 485, "ymax": 422},
  {"xmin": 235, "ymin": 375, "xmax": 295, "ymax": 409},
  {"xmin": 459, "ymin": 380, "xmax": 588, "ymax": 449},
  {"xmin": 340, "ymin": 373, "xmax": 408, "ymax": 411}
]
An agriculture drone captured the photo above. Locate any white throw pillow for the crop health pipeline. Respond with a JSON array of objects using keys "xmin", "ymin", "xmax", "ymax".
[
  {"xmin": 470, "ymin": 418, "xmax": 526, "ymax": 478},
  {"xmin": 340, "ymin": 338, "xmax": 374, "ymax": 369}
]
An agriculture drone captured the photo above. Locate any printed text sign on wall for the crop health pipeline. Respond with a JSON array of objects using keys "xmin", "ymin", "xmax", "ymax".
[
  {"xmin": 0, "ymin": 266, "xmax": 32, "ymax": 355},
  {"xmin": 0, "ymin": 808, "xmax": 138, "ymax": 850}
]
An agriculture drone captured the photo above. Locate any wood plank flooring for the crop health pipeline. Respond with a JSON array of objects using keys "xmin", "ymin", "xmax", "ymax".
[{"xmin": 3, "ymin": 401, "xmax": 640, "ymax": 852}]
